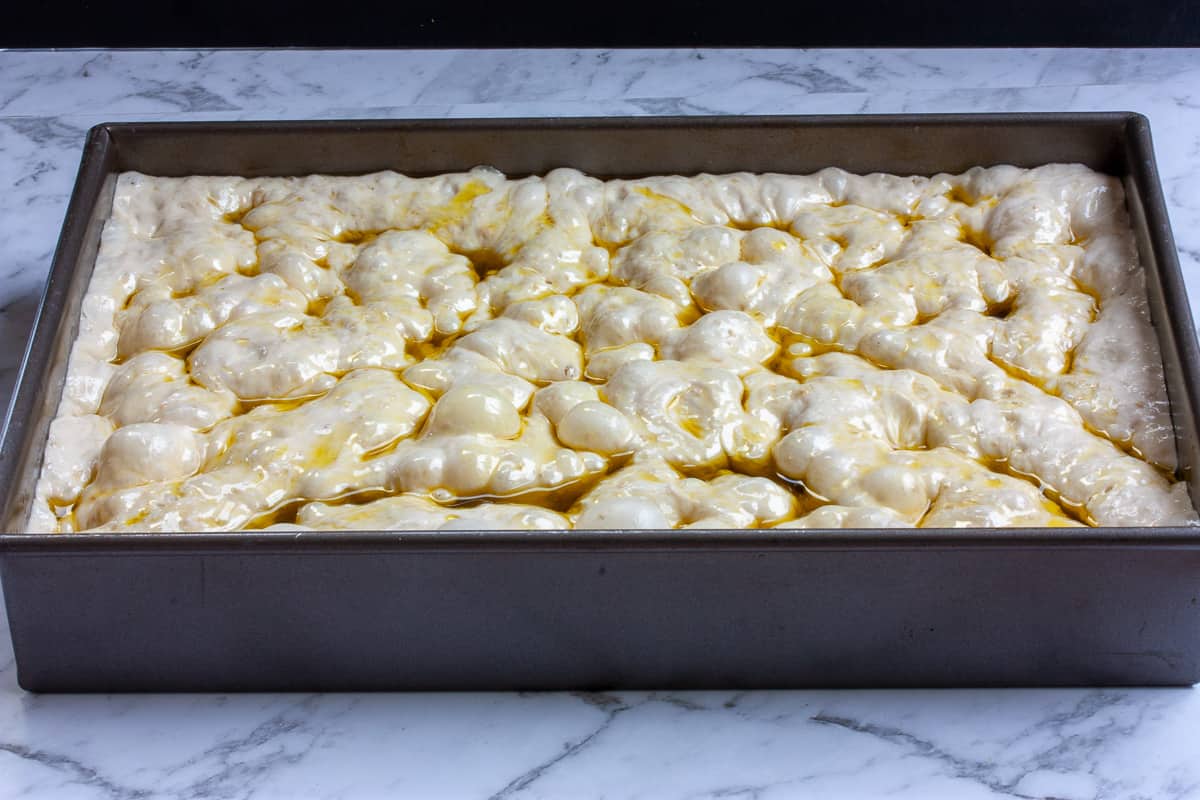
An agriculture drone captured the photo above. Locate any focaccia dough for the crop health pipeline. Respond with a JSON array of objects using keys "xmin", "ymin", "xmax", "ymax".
[{"xmin": 27, "ymin": 164, "xmax": 1196, "ymax": 532}]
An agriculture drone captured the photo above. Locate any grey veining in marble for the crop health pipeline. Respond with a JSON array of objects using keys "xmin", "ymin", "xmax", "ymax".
[{"xmin": 2, "ymin": 48, "xmax": 1200, "ymax": 799}]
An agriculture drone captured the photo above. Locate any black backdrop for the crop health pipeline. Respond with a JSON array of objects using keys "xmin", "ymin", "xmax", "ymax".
[{"xmin": 6, "ymin": 0, "xmax": 1200, "ymax": 47}]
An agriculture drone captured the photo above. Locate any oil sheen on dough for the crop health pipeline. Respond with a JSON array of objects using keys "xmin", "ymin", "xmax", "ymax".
[{"xmin": 27, "ymin": 164, "xmax": 1198, "ymax": 532}]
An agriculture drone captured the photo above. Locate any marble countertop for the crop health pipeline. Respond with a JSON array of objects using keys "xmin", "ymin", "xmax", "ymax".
[{"xmin": 2, "ymin": 48, "xmax": 1200, "ymax": 799}]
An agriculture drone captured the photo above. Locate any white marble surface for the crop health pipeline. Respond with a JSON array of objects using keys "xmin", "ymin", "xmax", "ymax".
[{"xmin": 2, "ymin": 48, "xmax": 1200, "ymax": 798}]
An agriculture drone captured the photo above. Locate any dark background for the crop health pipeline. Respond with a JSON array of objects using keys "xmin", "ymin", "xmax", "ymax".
[{"xmin": 5, "ymin": 0, "xmax": 1200, "ymax": 47}]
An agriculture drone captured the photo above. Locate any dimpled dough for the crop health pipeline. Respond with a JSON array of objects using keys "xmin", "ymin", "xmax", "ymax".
[{"xmin": 27, "ymin": 164, "xmax": 1197, "ymax": 532}]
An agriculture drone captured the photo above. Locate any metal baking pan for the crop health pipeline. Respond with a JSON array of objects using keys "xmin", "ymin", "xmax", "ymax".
[{"xmin": 3, "ymin": 114, "xmax": 1200, "ymax": 691}]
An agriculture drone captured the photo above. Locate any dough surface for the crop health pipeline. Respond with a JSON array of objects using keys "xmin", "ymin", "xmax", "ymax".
[{"xmin": 27, "ymin": 165, "xmax": 1197, "ymax": 531}]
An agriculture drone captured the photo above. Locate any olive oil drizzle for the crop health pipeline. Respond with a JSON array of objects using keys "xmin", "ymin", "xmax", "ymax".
[{"xmin": 76, "ymin": 176, "xmax": 1182, "ymax": 532}]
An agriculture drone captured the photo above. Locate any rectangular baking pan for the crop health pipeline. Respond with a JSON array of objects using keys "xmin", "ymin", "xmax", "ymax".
[{"xmin": 3, "ymin": 114, "xmax": 1200, "ymax": 691}]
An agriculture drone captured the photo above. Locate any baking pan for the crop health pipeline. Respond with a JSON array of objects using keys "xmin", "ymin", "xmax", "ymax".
[{"xmin": 3, "ymin": 114, "xmax": 1200, "ymax": 691}]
